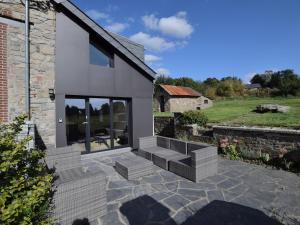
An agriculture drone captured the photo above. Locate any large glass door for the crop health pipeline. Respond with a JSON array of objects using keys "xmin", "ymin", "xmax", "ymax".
[
  {"xmin": 89, "ymin": 98, "xmax": 111, "ymax": 152},
  {"xmin": 65, "ymin": 98, "xmax": 88, "ymax": 152},
  {"xmin": 65, "ymin": 97, "xmax": 130, "ymax": 153}
]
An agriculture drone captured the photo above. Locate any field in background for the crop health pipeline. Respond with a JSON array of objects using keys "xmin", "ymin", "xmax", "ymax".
[
  {"xmin": 154, "ymin": 97, "xmax": 300, "ymax": 129},
  {"xmin": 202, "ymin": 97, "xmax": 300, "ymax": 128}
]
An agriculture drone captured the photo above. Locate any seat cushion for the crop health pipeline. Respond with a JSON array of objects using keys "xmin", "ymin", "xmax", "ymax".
[
  {"xmin": 138, "ymin": 146, "xmax": 168, "ymax": 160},
  {"xmin": 152, "ymin": 150, "xmax": 187, "ymax": 170}
]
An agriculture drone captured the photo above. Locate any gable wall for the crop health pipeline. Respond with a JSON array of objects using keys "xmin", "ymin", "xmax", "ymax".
[{"xmin": 55, "ymin": 13, "xmax": 154, "ymax": 148}]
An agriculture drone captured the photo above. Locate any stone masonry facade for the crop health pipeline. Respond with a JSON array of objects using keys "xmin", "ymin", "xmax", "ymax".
[
  {"xmin": 0, "ymin": 0, "xmax": 56, "ymax": 147},
  {"xmin": 153, "ymin": 87, "xmax": 213, "ymax": 113}
]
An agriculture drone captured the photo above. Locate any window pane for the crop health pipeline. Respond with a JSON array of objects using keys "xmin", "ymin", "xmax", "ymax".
[
  {"xmin": 112, "ymin": 100, "xmax": 129, "ymax": 148},
  {"xmin": 90, "ymin": 43, "xmax": 113, "ymax": 67},
  {"xmin": 89, "ymin": 98, "xmax": 111, "ymax": 152},
  {"xmin": 65, "ymin": 98, "xmax": 86, "ymax": 152}
]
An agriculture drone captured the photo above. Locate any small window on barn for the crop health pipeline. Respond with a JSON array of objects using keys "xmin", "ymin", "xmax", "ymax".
[
  {"xmin": 204, "ymin": 100, "xmax": 209, "ymax": 104},
  {"xmin": 90, "ymin": 41, "xmax": 114, "ymax": 67},
  {"xmin": 197, "ymin": 107, "xmax": 201, "ymax": 110}
]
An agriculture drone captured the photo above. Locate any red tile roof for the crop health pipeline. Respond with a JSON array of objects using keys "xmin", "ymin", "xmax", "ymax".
[{"xmin": 159, "ymin": 84, "xmax": 202, "ymax": 97}]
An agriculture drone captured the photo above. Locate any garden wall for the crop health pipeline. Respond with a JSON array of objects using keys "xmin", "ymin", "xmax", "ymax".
[
  {"xmin": 154, "ymin": 117, "xmax": 174, "ymax": 137},
  {"xmin": 213, "ymin": 126, "xmax": 300, "ymax": 157},
  {"xmin": 154, "ymin": 117, "xmax": 300, "ymax": 156}
]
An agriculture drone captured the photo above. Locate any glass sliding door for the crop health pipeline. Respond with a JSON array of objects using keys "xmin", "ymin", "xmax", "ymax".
[
  {"xmin": 65, "ymin": 98, "xmax": 88, "ymax": 152},
  {"xmin": 112, "ymin": 100, "xmax": 129, "ymax": 148},
  {"xmin": 65, "ymin": 96, "xmax": 130, "ymax": 154},
  {"xmin": 89, "ymin": 98, "xmax": 111, "ymax": 152}
]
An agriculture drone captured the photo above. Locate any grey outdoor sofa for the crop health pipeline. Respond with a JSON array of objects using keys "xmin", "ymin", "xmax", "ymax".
[
  {"xmin": 138, "ymin": 136, "xmax": 218, "ymax": 182},
  {"xmin": 46, "ymin": 146, "xmax": 107, "ymax": 225}
]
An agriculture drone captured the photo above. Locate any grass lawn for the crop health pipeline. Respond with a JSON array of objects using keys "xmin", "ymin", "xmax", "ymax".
[
  {"xmin": 202, "ymin": 97, "xmax": 300, "ymax": 129},
  {"xmin": 153, "ymin": 111, "xmax": 174, "ymax": 117}
]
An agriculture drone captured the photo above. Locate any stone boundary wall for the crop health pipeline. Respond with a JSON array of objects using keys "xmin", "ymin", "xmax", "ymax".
[
  {"xmin": 154, "ymin": 117, "xmax": 174, "ymax": 137},
  {"xmin": 213, "ymin": 126, "xmax": 300, "ymax": 156},
  {"xmin": 154, "ymin": 117, "xmax": 300, "ymax": 156}
]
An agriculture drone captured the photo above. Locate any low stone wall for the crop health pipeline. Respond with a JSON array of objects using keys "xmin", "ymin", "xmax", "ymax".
[
  {"xmin": 154, "ymin": 117, "xmax": 300, "ymax": 157},
  {"xmin": 154, "ymin": 117, "xmax": 174, "ymax": 137},
  {"xmin": 213, "ymin": 126, "xmax": 300, "ymax": 157}
]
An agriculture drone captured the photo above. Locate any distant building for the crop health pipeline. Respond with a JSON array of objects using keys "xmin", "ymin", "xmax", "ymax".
[
  {"xmin": 245, "ymin": 83, "xmax": 262, "ymax": 90},
  {"xmin": 153, "ymin": 84, "xmax": 213, "ymax": 113}
]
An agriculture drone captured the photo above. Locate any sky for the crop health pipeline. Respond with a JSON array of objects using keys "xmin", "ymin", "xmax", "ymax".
[{"xmin": 72, "ymin": 0, "xmax": 300, "ymax": 83}]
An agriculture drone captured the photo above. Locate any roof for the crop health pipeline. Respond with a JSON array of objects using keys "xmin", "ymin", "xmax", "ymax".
[
  {"xmin": 246, "ymin": 83, "xmax": 262, "ymax": 89},
  {"xmin": 159, "ymin": 84, "xmax": 202, "ymax": 97},
  {"xmin": 53, "ymin": 0, "xmax": 156, "ymax": 79}
]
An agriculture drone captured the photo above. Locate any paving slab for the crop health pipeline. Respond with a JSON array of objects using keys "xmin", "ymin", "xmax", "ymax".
[{"xmin": 85, "ymin": 152, "xmax": 300, "ymax": 225}]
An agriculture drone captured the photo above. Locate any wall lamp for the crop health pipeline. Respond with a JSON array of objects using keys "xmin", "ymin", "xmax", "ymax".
[{"xmin": 49, "ymin": 88, "xmax": 55, "ymax": 101}]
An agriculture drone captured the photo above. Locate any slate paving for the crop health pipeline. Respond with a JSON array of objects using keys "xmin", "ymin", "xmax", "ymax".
[{"xmin": 81, "ymin": 152, "xmax": 300, "ymax": 225}]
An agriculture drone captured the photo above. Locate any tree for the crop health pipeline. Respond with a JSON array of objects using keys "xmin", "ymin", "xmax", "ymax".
[
  {"xmin": 269, "ymin": 69, "xmax": 300, "ymax": 97},
  {"xmin": 216, "ymin": 81, "xmax": 234, "ymax": 97},
  {"xmin": 203, "ymin": 78, "xmax": 220, "ymax": 88},
  {"xmin": 0, "ymin": 115, "xmax": 53, "ymax": 225},
  {"xmin": 173, "ymin": 77, "xmax": 200, "ymax": 91},
  {"xmin": 154, "ymin": 75, "xmax": 174, "ymax": 85}
]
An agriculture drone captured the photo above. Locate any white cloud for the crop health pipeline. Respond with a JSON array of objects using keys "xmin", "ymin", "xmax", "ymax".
[
  {"xmin": 142, "ymin": 11, "xmax": 194, "ymax": 38},
  {"xmin": 145, "ymin": 54, "xmax": 162, "ymax": 63},
  {"xmin": 242, "ymin": 72, "xmax": 256, "ymax": 84},
  {"xmin": 156, "ymin": 68, "xmax": 171, "ymax": 76},
  {"xmin": 86, "ymin": 9, "xmax": 109, "ymax": 20},
  {"xmin": 105, "ymin": 22, "xmax": 129, "ymax": 33},
  {"xmin": 142, "ymin": 14, "xmax": 159, "ymax": 30},
  {"xmin": 130, "ymin": 32, "xmax": 175, "ymax": 52}
]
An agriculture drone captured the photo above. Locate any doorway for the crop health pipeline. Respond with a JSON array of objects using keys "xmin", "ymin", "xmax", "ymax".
[
  {"xmin": 65, "ymin": 96, "xmax": 130, "ymax": 153},
  {"xmin": 160, "ymin": 96, "xmax": 165, "ymax": 112}
]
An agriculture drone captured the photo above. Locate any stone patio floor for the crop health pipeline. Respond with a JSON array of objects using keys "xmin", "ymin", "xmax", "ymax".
[{"xmin": 81, "ymin": 152, "xmax": 300, "ymax": 225}]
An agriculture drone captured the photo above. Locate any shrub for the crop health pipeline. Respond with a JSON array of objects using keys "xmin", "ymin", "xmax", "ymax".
[
  {"xmin": 224, "ymin": 143, "xmax": 240, "ymax": 160},
  {"xmin": 0, "ymin": 115, "xmax": 53, "ymax": 225},
  {"xmin": 180, "ymin": 110, "xmax": 208, "ymax": 127}
]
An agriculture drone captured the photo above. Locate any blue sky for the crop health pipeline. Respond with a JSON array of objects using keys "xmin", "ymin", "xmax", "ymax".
[{"xmin": 72, "ymin": 0, "xmax": 300, "ymax": 83}]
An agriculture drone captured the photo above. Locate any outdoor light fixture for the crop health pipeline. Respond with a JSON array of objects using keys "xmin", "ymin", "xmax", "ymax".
[{"xmin": 49, "ymin": 88, "xmax": 55, "ymax": 101}]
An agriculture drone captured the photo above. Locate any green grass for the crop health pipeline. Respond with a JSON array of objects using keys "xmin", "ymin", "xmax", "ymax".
[
  {"xmin": 154, "ymin": 112, "xmax": 174, "ymax": 117},
  {"xmin": 202, "ymin": 97, "xmax": 300, "ymax": 129}
]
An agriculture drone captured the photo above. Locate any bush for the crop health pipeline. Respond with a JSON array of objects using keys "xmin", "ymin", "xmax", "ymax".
[
  {"xmin": 0, "ymin": 115, "xmax": 53, "ymax": 225},
  {"xmin": 180, "ymin": 110, "xmax": 208, "ymax": 127}
]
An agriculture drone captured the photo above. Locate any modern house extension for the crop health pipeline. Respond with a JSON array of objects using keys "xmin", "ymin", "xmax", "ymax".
[{"xmin": 0, "ymin": 0, "xmax": 156, "ymax": 154}]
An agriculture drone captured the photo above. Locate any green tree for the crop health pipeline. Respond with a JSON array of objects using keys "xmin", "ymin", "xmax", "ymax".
[
  {"xmin": 269, "ymin": 69, "xmax": 300, "ymax": 97},
  {"xmin": 0, "ymin": 115, "xmax": 53, "ymax": 225},
  {"xmin": 154, "ymin": 75, "xmax": 174, "ymax": 85}
]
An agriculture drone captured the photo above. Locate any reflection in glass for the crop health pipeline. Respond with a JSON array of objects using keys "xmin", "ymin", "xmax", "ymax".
[
  {"xmin": 65, "ymin": 98, "xmax": 86, "ymax": 152},
  {"xmin": 112, "ymin": 100, "xmax": 129, "ymax": 148},
  {"xmin": 90, "ymin": 42, "xmax": 113, "ymax": 67},
  {"xmin": 89, "ymin": 98, "xmax": 111, "ymax": 152}
]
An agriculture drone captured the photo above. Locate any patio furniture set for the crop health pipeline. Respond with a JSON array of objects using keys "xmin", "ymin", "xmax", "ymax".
[{"xmin": 45, "ymin": 136, "xmax": 218, "ymax": 224}]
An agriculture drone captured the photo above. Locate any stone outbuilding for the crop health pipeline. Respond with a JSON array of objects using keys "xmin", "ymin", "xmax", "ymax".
[{"xmin": 153, "ymin": 84, "xmax": 213, "ymax": 113}]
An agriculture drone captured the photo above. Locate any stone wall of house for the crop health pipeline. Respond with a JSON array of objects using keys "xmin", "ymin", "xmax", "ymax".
[
  {"xmin": 0, "ymin": 0, "xmax": 56, "ymax": 148},
  {"xmin": 153, "ymin": 87, "xmax": 171, "ymax": 112},
  {"xmin": 168, "ymin": 96, "xmax": 213, "ymax": 112},
  {"xmin": 0, "ymin": 10, "xmax": 10, "ymax": 122}
]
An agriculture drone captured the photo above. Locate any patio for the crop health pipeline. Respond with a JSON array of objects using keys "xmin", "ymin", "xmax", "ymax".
[{"xmin": 81, "ymin": 152, "xmax": 300, "ymax": 225}]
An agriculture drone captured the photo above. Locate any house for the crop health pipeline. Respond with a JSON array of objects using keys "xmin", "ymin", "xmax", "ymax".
[
  {"xmin": 153, "ymin": 84, "xmax": 213, "ymax": 113},
  {"xmin": 245, "ymin": 83, "xmax": 262, "ymax": 90},
  {"xmin": 0, "ymin": 0, "xmax": 156, "ymax": 153}
]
